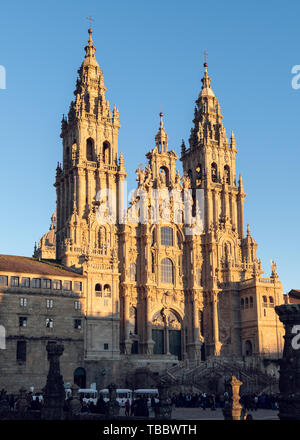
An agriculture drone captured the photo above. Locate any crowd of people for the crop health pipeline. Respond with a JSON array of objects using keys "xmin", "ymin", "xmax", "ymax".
[
  {"xmin": 1, "ymin": 387, "xmax": 279, "ymax": 416},
  {"xmin": 170, "ymin": 391, "xmax": 279, "ymax": 410}
]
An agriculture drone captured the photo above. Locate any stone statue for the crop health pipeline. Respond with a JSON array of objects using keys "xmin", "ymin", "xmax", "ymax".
[{"xmin": 181, "ymin": 171, "xmax": 191, "ymax": 189}]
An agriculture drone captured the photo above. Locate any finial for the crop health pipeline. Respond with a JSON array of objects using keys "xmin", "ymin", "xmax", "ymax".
[
  {"xmin": 84, "ymin": 21, "xmax": 97, "ymax": 62},
  {"xmin": 247, "ymin": 223, "xmax": 250, "ymax": 236},
  {"xmin": 159, "ymin": 111, "xmax": 164, "ymax": 128},
  {"xmin": 203, "ymin": 50, "xmax": 208, "ymax": 67},
  {"xmin": 200, "ymin": 53, "xmax": 214, "ymax": 97}
]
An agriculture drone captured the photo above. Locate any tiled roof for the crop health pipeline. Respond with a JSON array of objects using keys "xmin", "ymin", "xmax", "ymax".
[
  {"xmin": 0, "ymin": 255, "xmax": 83, "ymax": 278},
  {"xmin": 288, "ymin": 289, "xmax": 300, "ymax": 298}
]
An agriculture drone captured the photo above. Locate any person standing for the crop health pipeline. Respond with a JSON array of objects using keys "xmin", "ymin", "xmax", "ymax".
[{"xmin": 125, "ymin": 399, "xmax": 130, "ymax": 417}]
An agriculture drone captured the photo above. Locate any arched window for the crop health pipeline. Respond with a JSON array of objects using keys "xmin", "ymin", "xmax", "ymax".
[
  {"xmin": 161, "ymin": 226, "xmax": 173, "ymax": 246},
  {"xmin": 263, "ymin": 296, "xmax": 267, "ymax": 305},
  {"xmin": 224, "ymin": 165, "xmax": 230, "ymax": 184},
  {"xmin": 96, "ymin": 226, "xmax": 106, "ymax": 248},
  {"xmin": 245, "ymin": 297, "xmax": 249, "ymax": 309},
  {"xmin": 250, "ymin": 296, "xmax": 254, "ymax": 308},
  {"xmin": 211, "ymin": 163, "xmax": 218, "ymax": 182},
  {"xmin": 269, "ymin": 296, "xmax": 274, "ymax": 307},
  {"xmin": 187, "ymin": 169, "xmax": 193, "ymax": 185},
  {"xmin": 103, "ymin": 284, "xmax": 111, "ymax": 298},
  {"xmin": 129, "ymin": 263, "xmax": 137, "ymax": 281},
  {"xmin": 86, "ymin": 138, "xmax": 94, "ymax": 161},
  {"xmin": 241, "ymin": 298, "xmax": 244, "ymax": 310},
  {"xmin": 103, "ymin": 141, "xmax": 110, "ymax": 164},
  {"xmin": 95, "ymin": 283, "xmax": 102, "ymax": 297},
  {"xmin": 161, "ymin": 258, "xmax": 174, "ymax": 284}
]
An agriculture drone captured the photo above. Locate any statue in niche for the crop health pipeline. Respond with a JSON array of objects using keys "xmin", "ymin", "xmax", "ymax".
[{"xmin": 159, "ymin": 169, "xmax": 167, "ymax": 187}]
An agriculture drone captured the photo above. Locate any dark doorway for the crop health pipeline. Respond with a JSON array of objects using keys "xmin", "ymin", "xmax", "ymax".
[
  {"xmin": 201, "ymin": 343, "xmax": 206, "ymax": 361},
  {"xmin": 169, "ymin": 330, "xmax": 182, "ymax": 360},
  {"xmin": 131, "ymin": 340, "xmax": 138, "ymax": 354},
  {"xmin": 74, "ymin": 367, "xmax": 86, "ymax": 388},
  {"xmin": 152, "ymin": 329, "xmax": 164, "ymax": 354}
]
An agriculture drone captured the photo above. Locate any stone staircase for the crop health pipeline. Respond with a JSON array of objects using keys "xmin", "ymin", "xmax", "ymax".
[{"xmin": 161, "ymin": 357, "xmax": 278, "ymax": 394}]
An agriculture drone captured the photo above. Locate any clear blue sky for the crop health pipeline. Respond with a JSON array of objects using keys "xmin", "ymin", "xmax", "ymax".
[{"xmin": 0, "ymin": 0, "xmax": 299, "ymax": 293}]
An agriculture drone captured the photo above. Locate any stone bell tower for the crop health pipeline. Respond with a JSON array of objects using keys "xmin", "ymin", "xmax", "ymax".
[
  {"xmin": 55, "ymin": 28, "xmax": 126, "ymax": 361},
  {"xmin": 180, "ymin": 62, "xmax": 283, "ymax": 359}
]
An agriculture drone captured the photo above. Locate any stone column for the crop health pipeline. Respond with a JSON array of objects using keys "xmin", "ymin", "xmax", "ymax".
[
  {"xmin": 41, "ymin": 341, "xmax": 65, "ymax": 420},
  {"xmin": 222, "ymin": 376, "xmax": 243, "ymax": 420},
  {"xmin": 156, "ymin": 381, "xmax": 172, "ymax": 419},
  {"xmin": 212, "ymin": 292, "xmax": 221, "ymax": 356},
  {"xmin": 146, "ymin": 293, "xmax": 154, "ymax": 355},
  {"xmin": 275, "ymin": 304, "xmax": 300, "ymax": 420},
  {"xmin": 124, "ymin": 293, "xmax": 132, "ymax": 354},
  {"xmin": 105, "ymin": 383, "xmax": 120, "ymax": 418}
]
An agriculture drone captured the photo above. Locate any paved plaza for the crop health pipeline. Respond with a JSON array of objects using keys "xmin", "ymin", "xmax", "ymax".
[{"xmin": 118, "ymin": 407, "xmax": 279, "ymax": 420}]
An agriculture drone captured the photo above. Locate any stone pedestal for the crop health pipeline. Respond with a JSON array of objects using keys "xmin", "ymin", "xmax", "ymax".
[
  {"xmin": 276, "ymin": 304, "xmax": 300, "ymax": 420},
  {"xmin": 105, "ymin": 383, "xmax": 120, "ymax": 418},
  {"xmin": 156, "ymin": 381, "xmax": 172, "ymax": 419},
  {"xmin": 222, "ymin": 375, "xmax": 243, "ymax": 420},
  {"xmin": 41, "ymin": 341, "xmax": 65, "ymax": 420}
]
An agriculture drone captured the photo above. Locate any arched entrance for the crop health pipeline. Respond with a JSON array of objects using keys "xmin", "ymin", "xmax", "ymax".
[
  {"xmin": 152, "ymin": 308, "xmax": 182, "ymax": 360},
  {"xmin": 74, "ymin": 367, "xmax": 86, "ymax": 388}
]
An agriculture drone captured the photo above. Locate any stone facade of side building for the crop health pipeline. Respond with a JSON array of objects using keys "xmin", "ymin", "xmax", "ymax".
[
  {"xmin": 0, "ymin": 28, "xmax": 286, "ymax": 391},
  {"xmin": 0, "ymin": 255, "xmax": 85, "ymax": 392}
]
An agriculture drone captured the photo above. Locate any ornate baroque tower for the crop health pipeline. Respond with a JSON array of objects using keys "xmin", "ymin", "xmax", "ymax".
[
  {"xmin": 181, "ymin": 62, "xmax": 284, "ymax": 358},
  {"xmin": 54, "ymin": 28, "xmax": 126, "ymax": 361}
]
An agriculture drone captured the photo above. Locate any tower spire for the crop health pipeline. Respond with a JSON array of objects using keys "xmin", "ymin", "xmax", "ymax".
[
  {"xmin": 155, "ymin": 112, "xmax": 168, "ymax": 152},
  {"xmin": 83, "ymin": 27, "xmax": 98, "ymax": 66},
  {"xmin": 200, "ymin": 61, "xmax": 215, "ymax": 97}
]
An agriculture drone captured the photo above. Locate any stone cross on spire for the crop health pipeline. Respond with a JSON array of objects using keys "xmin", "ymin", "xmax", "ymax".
[{"xmin": 86, "ymin": 15, "xmax": 95, "ymax": 30}]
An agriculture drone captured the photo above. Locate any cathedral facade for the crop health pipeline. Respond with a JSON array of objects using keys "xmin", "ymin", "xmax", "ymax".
[{"xmin": 0, "ymin": 29, "xmax": 285, "ymax": 391}]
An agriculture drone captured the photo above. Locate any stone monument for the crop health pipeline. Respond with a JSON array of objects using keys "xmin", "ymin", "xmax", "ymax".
[
  {"xmin": 156, "ymin": 379, "xmax": 172, "ymax": 419},
  {"xmin": 105, "ymin": 383, "xmax": 120, "ymax": 418},
  {"xmin": 222, "ymin": 375, "xmax": 243, "ymax": 420},
  {"xmin": 41, "ymin": 341, "xmax": 66, "ymax": 420}
]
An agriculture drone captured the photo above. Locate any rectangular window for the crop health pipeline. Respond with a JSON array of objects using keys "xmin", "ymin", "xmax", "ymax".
[
  {"xmin": 74, "ymin": 282, "xmax": 82, "ymax": 292},
  {"xmin": 0, "ymin": 275, "xmax": 8, "ymax": 286},
  {"xmin": 19, "ymin": 317, "xmax": 27, "ymax": 327},
  {"xmin": 52, "ymin": 280, "xmax": 62, "ymax": 290},
  {"xmin": 74, "ymin": 319, "xmax": 82, "ymax": 329},
  {"xmin": 21, "ymin": 277, "xmax": 30, "ymax": 288},
  {"xmin": 46, "ymin": 299, "xmax": 53, "ymax": 309},
  {"xmin": 32, "ymin": 278, "xmax": 41, "ymax": 288},
  {"xmin": 20, "ymin": 298, "xmax": 27, "ymax": 307},
  {"xmin": 16, "ymin": 341, "xmax": 26, "ymax": 362},
  {"xmin": 42, "ymin": 279, "xmax": 51, "ymax": 289},
  {"xmin": 74, "ymin": 301, "xmax": 81, "ymax": 310},
  {"xmin": 46, "ymin": 318, "xmax": 53, "ymax": 328},
  {"xmin": 63, "ymin": 280, "xmax": 72, "ymax": 291},
  {"xmin": 11, "ymin": 276, "xmax": 19, "ymax": 287},
  {"xmin": 104, "ymin": 343, "xmax": 109, "ymax": 350},
  {"xmin": 161, "ymin": 226, "xmax": 174, "ymax": 246}
]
